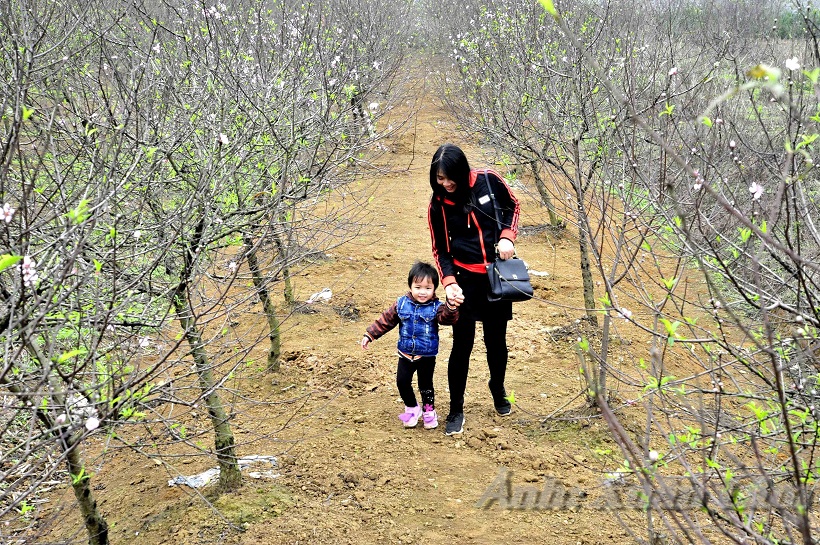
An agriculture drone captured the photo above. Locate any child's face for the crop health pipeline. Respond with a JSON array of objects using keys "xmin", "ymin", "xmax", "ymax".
[{"xmin": 410, "ymin": 276, "xmax": 436, "ymax": 303}]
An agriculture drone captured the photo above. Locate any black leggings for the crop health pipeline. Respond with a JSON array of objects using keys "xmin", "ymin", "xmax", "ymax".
[
  {"xmin": 396, "ymin": 355, "xmax": 436, "ymax": 409},
  {"xmin": 448, "ymin": 317, "xmax": 508, "ymax": 414}
]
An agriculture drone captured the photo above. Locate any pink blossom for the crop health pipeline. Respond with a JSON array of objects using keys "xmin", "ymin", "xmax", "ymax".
[
  {"xmin": 668, "ymin": 67, "xmax": 678, "ymax": 76},
  {"xmin": 749, "ymin": 182, "xmax": 764, "ymax": 200},
  {"xmin": 619, "ymin": 307, "xmax": 633, "ymax": 319}
]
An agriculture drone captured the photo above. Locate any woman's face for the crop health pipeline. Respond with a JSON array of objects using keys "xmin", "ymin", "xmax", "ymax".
[{"xmin": 436, "ymin": 170, "xmax": 456, "ymax": 193}]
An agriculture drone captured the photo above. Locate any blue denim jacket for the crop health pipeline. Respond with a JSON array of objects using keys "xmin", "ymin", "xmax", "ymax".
[
  {"xmin": 396, "ymin": 295, "xmax": 441, "ymax": 357},
  {"xmin": 364, "ymin": 293, "xmax": 459, "ymax": 357}
]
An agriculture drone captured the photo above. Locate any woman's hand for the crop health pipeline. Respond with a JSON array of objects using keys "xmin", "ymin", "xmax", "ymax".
[
  {"xmin": 497, "ymin": 238, "xmax": 515, "ymax": 260},
  {"xmin": 445, "ymin": 283, "xmax": 465, "ymax": 305}
]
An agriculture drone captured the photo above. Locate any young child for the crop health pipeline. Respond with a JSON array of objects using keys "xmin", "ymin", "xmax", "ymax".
[{"xmin": 361, "ymin": 262, "xmax": 461, "ymax": 429}]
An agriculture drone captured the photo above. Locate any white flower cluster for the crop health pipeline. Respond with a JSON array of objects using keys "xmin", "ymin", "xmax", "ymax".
[
  {"xmin": 56, "ymin": 393, "xmax": 101, "ymax": 432},
  {"xmin": 204, "ymin": 3, "xmax": 226, "ymax": 19},
  {"xmin": 19, "ymin": 256, "xmax": 38, "ymax": 287},
  {"xmin": 0, "ymin": 203, "xmax": 14, "ymax": 223}
]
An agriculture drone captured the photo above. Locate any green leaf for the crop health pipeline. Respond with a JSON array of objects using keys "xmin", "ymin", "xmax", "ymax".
[
  {"xmin": 22, "ymin": 105, "xmax": 34, "ymax": 121},
  {"xmin": 700, "ymin": 116, "xmax": 712, "ymax": 127},
  {"xmin": 58, "ymin": 348, "xmax": 88, "ymax": 363},
  {"xmin": 538, "ymin": 0, "xmax": 557, "ymax": 17},
  {"xmin": 94, "ymin": 259, "xmax": 102, "ymax": 273},
  {"xmin": 504, "ymin": 390, "xmax": 516, "ymax": 404},
  {"xmin": 0, "ymin": 254, "xmax": 22, "ymax": 273},
  {"xmin": 804, "ymin": 68, "xmax": 820, "ymax": 84},
  {"xmin": 660, "ymin": 277, "xmax": 677, "ymax": 290},
  {"xmin": 66, "ymin": 199, "xmax": 91, "ymax": 224}
]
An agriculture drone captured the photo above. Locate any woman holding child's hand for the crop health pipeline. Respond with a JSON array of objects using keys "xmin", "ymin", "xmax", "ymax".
[{"xmin": 427, "ymin": 143, "xmax": 521, "ymax": 436}]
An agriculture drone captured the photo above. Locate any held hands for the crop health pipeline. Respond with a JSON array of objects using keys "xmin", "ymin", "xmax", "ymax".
[
  {"xmin": 445, "ymin": 283, "xmax": 465, "ymax": 307},
  {"xmin": 497, "ymin": 238, "xmax": 515, "ymax": 260}
]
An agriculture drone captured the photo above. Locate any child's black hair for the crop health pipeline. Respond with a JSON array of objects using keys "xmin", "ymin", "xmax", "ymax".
[{"xmin": 407, "ymin": 261, "xmax": 439, "ymax": 290}]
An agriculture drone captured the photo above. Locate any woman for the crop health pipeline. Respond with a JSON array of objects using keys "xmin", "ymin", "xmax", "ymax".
[{"xmin": 427, "ymin": 143, "xmax": 520, "ymax": 435}]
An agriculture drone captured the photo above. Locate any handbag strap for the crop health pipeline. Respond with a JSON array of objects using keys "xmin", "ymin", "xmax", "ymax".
[{"xmin": 486, "ymin": 170, "xmax": 504, "ymax": 255}]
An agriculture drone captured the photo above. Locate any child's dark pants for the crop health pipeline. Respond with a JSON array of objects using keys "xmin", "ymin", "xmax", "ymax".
[{"xmin": 396, "ymin": 355, "xmax": 436, "ymax": 409}]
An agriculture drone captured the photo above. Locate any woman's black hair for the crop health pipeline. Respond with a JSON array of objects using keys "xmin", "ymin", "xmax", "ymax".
[
  {"xmin": 429, "ymin": 143, "xmax": 471, "ymax": 203},
  {"xmin": 407, "ymin": 261, "xmax": 439, "ymax": 290}
]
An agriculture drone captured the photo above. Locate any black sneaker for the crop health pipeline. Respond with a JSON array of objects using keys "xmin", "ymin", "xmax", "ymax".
[
  {"xmin": 444, "ymin": 412, "xmax": 464, "ymax": 435},
  {"xmin": 494, "ymin": 401, "xmax": 512, "ymax": 416},
  {"xmin": 489, "ymin": 380, "xmax": 512, "ymax": 416}
]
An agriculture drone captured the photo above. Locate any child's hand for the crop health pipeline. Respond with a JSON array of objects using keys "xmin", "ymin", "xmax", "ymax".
[
  {"xmin": 447, "ymin": 296, "xmax": 462, "ymax": 308},
  {"xmin": 360, "ymin": 335, "xmax": 371, "ymax": 350}
]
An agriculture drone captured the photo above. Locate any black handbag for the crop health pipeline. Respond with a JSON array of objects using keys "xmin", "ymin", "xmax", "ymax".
[
  {"xmin": 486, "ymin": 256, "xmax": 533, "ymax": 302},
  {"xmin": 484, "ymin": 177, "xmax": 533, "ymax": 302}
]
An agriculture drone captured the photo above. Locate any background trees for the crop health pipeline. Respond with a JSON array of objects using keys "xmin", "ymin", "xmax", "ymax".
[
  {"xmin": 1, "ymin": 0, "xmax": 411, "ymax": 543},
  {"xmin": 428, "ymin": 0, "xmax": 820, "ymax": 542},
  {"xmin": 7, "ymin": 0, "xmax": 820, "ymax": 543}
]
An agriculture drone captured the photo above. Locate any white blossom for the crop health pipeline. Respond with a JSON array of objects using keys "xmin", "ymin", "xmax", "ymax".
[
  {"xmin": 668, "ymin": 66, "xmax": 678, "ymax": 76},
  {"xmin": 749, "ymin": 182, "xmax": 764, "ymax": 200},
  {"xmin": 19, "ymin": 256, "xmax": 38, "ymax": 287},
  {"xmin": 85, "ymin": 417, "xmax": 100, "ymax": 431},
  {"xmin": 785, "ymin": 57, "xmax": 801, "ymax": 71},
  {"xmin": 218, "ymin": 133, "xmax": 229, "ymax": 145},
  {"xmin": 0, "ymin": 203, "xmax": 14, "ymax": 223}
]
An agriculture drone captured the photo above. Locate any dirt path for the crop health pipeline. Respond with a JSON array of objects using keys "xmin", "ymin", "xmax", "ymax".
[
  {"xmin": 33, "ymin": 62, "xmax": 653, "ymax": 545},
  {"xmin": 217, "ymin": 69, "xmax": 639, "ymax": 545}
]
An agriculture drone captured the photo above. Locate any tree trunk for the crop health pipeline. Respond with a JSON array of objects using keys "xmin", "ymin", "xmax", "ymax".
[
  {"xmin": 66, "ymin": 442, "xmax": 109, "ymax": 545},
  {"xmin": 531, "ymin": 163, "xmax": 561, "ymax": 227},
  {"xmin": 597, "ymin": 313, "xmax": 610, "ymax": 401},
  {"xmin": 173, "ymin": 293, "xmax": 242, "ymax": 492},
  {"xmin": 244, "ymin": 236, "xmax": 281, "ymax": 371},
  {"xmin": 570, "ymin": 139, "xmax": 598, "ymax": 326},
  {"xmin": 271, "ymin": 228, "xmax": 295, "ymax": 305}
]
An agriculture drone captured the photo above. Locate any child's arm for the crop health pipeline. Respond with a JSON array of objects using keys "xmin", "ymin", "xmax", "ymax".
[
  {"xmin": 361, "ymin": 301, "xmax": 400, "ymax": 350},
  {"xmin": 437, "ymin": 298, "xmax": 460, "ymax": 325}
]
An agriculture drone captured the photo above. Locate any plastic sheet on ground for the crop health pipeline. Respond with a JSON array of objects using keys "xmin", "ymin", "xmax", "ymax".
[
  {"xmin": 306, "ymin": 287, "xmax": 332, "ymax": 303},
  {"xmin": 168, "ymin": 455, "xmax": 279, "ymax": 488}
]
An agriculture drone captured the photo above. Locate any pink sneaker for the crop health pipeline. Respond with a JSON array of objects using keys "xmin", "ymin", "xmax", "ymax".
[
  {"xmin": 398, "ymin": 405, "xmax": 421, "ymax": 428},
  {"xmin": 422, "ymin": 404, "xmax": 438, "ymax": 429}
]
